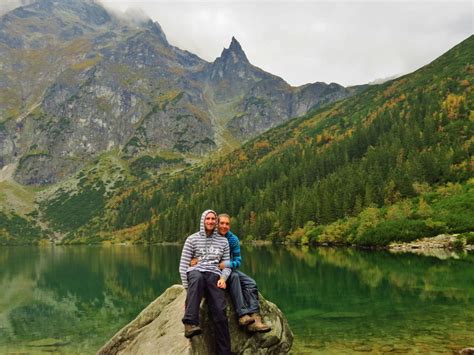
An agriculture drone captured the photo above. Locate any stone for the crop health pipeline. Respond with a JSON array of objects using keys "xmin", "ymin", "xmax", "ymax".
[
  {"xmin": 98, "ymin": 284, "xmax": 293, "ymax": 355},
  {"xmin": 27, "ymin": 338, "xmax": 69, "ymax": 347},
  {"xmin": 388, "ymin": 233, "xmax": 470, "ymax": 258}
]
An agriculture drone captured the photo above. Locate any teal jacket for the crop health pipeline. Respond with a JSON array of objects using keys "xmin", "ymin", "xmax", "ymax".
[{"xmin": 223, "ymin": 230, "xmax": 242, "ymax": 269}]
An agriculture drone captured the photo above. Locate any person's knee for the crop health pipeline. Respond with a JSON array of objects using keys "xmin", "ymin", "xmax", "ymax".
[
  {"xmin": 188, "ymin": 271, "xmax": 204, "ymax": 287},
  {"xmin": 227, "ymin": 272, "xmax": 240, "ymax": 284},
  {"xmin": 241, "ymin": 275, "xmax": 257, "ymax": 290}
]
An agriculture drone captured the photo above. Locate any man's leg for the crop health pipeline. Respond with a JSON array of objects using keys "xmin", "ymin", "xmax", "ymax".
[
  {"xmin": 238, "ymin": 271, "xmax": 260, "ymax": 314},
  {"xmin": 239, "ymin": 271, "xmax": 271, "ymax": 333},
  {"xmin": 182, "ymin": 270, "xmax": 205, "ymax": 325},
  {"xmin": 226, "ymin": 271, "xmax": 250, "ymax": 317},
  {"xmin": 204, "ymin": 272, "xmax": 231, "ymax": 355}
]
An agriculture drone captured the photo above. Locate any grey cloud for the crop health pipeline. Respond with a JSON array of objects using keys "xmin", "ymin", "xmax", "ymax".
[{"xmin": 0, "ymin": 0, "xmax": 35, "ymax": 16}]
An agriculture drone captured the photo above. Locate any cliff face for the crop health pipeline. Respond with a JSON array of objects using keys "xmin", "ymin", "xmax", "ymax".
[
  {"xmin": 1, "ymin": 0, "xmax": 354, "ymax": 185},
  {"xmin": 98, "ymin": 284, "xmax": 293, "ymax": 355}
]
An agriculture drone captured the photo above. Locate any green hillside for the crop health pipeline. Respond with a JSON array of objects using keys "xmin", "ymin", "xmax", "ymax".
[
  {"xmin": 0, "ymin": 210, "xmax": 45, "ymax": 245},
  {"xmin": 53, "ymin": 36, "xmax": 474, "ymax": 245}
]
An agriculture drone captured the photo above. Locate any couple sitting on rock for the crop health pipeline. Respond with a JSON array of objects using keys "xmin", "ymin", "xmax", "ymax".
[{"xmin": 179, "ymin": 209, "xmax": 271, "ymax": 355}]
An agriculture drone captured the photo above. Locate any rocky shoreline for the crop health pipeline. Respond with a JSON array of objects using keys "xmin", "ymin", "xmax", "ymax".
[{"xmin": 389, "ymin": 234, "xmax": 473, "ymax": 259}]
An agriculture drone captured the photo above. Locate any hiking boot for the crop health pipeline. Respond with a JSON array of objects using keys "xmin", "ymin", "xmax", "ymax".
[
  {"xmin": 238, "ymin": 314, "xmax": 255, "ymax": 326},
  {"xmin": 247, "ymin": 313, "xmax": 271, "ymax": 333},
  {"xmin": 184, "ymin": 324, "xmax": 202, "ymax": 338}
]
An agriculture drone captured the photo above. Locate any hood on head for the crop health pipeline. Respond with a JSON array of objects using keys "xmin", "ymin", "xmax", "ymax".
[{"xmin": 199, "ymin": 209, "xmax": 217, "ymax": 237}]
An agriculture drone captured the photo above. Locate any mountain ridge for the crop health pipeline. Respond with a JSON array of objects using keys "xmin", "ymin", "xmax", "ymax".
[
  {"xmin": 54, "ymin": 35, "xmax": 472, "ymax": 246},
  {"xmin": 0, "ymin": 0, "xmax": 355, "ymax": 186}
]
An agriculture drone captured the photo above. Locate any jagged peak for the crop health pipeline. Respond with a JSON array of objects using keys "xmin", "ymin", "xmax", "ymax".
[
  {"xmin": 219, "ymin": 36, "xmax": 249, "ymax": 64},
  {"xmin": 229, "ymin": 36, "xmax": 243, "ymax": 52},
  {"xmin": 145, "ymin": 19, "xmax": 168, "ymax": 45}
]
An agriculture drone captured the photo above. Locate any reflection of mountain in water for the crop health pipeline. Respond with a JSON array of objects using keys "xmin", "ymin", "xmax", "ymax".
[
  {"xmin": 0, "ymin": 245, "xmax": 181, "ymax": 352},
  {"xmin": 1, "ymin": 245, "xmax": 473, "ymax": 353},
  {"xmin": 258, "ymin": 246, "xmax": 474, "ymax": 303},
  {"xmin": 243, "ymin": 246, "xmax": 474, "ymax": 353}
]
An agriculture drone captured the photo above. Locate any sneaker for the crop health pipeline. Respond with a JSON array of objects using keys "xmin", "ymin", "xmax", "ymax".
[
  {"xmin": 238, "ymin": 314, "xmax": 255, "ymax": 326},
  {"xmin": 247, "ymin": 314, "xmax": 271, "ymax": 333},
  {"xmin": 184, "ymin": 324, "xmax": 202, "ymax": 338}
]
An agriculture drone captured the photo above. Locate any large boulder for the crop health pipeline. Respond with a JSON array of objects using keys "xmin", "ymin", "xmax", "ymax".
[{"xmin": 98, "ymin": 284, "xmax": 293, "ymax": 354}]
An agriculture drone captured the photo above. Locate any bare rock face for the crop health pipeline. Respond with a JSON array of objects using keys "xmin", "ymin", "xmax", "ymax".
[
  {"xmin": 1, "ymin": 1, "xmax": 356, "ymax": 185},
  {"xmin": 98, "ymin": 284, "xmax": 293, "ymax": 355}
]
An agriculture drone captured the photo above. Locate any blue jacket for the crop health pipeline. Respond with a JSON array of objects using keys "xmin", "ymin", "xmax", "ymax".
[{"xmin": 223, "ymin": 230, "xmax": 242, "ymax": 269}]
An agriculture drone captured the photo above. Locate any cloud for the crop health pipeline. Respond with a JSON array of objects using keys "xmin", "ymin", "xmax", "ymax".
[
  {"xmin": 0, "ymin": 0, "xmax": 35, "ymax": 16},
  {"xmin": 3, "ymin": 0, "xmax": 472, "ymax": 86}
]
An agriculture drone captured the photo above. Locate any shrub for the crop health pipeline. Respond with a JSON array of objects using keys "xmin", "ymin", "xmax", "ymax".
[
  {"xmin": 355, "ymin": 218, "xmax": 447, "ymax": 246},
  {"xmin": 463, "ymin": 232, "xmax": 474, "ymax": 245}
]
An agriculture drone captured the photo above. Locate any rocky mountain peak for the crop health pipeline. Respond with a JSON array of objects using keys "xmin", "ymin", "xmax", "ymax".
[
  {"xmin": 219, "ymin": 36, "xmax": 249, "ymax": 65},
  {"xmin": 0, "ymin": 0, "xmax": 355, "ymax": 186},
  {"xmin": 10, "ymin": 0, "xmax": 112, "ymax": 27},
  {"xmin": 121, "ymin": 7, "xmax": 167, "ymax": 43},
  {"xmin": 144, "ymin": 19, "xmax": 168, "ymax": 45}
]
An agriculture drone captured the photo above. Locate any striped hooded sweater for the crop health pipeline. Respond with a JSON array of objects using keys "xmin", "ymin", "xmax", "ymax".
[{"xmin": 179, "ymin": 210, "xmax": 231, "ymax": 289}]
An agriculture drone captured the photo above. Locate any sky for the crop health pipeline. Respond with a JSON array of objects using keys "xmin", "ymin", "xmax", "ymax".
[{"xmin": 2, "ymin": 0, "xmax": 473, "ymax": 87}]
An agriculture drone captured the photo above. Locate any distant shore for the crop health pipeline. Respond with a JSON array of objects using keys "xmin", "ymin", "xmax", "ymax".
[{"xmin": 3, "ymin": 233, "xmax": 473, "ymax": 254}]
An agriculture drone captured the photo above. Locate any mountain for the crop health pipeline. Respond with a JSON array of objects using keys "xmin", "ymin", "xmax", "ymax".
[
  {"xmin": 0, "ymin": 0, "xmax": 354, "ymax": 186},
  {"xmin": 56, "ymin": 35, "xmax": 473, "ymax": 246}
]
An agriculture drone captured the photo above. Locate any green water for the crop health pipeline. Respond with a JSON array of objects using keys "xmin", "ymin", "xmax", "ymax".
[{"xmin": 0, "ymin": 245, "xmax": 472, "ymax": 354}]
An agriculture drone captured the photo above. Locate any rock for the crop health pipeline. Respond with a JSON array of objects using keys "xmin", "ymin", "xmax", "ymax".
[
  {"xmin": 353, "ymin": 344, "xmax": 372, "ymax": 352},
  {"xmin": 388, "ymin": 233, "xmax": 470, "ymax": 258},
  {"xmin": 27, "ymin": 338, "xmax": 69, "ymax": 347},
  {"xmin": 98, "ymin": 284, "xmax": 293, "ymax": 355}
]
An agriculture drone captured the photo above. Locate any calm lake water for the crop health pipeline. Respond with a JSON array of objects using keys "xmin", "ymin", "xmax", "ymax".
[{"xmin": 0, "ymin": 245, "xmax": 473, "ymax": 354}]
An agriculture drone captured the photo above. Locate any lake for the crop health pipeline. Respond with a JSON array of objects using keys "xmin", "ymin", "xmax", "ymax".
[{"xmin": 0, "ymin": 245, "xmax": 473, "ymax": 354}]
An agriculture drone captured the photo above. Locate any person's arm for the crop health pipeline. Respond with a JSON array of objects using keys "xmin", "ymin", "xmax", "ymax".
[
  {"xmin": 179, "ymin": 237, "xmax": 193, "ymax": 289},
  {"xmin": 228, "ymin": 234, "xmax": 242, "ymax": 269},
  {"xmin": 219, "ymin": 239, "xmax": 232, "ymax": 283},
  {"xmin": 219, "ymin": 232, "xmax": 242, "ymax": 270}
]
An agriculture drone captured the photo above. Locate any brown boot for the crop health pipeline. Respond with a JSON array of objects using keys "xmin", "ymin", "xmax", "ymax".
[
  {"xmin": 247, "ymin": 313, "xmax": 271, "ymax": 333},
  {"xmin": 184, "ymin": 324, "xmax": 202, "ymax": 338},
  {"xmin": 238, "ymin": 314, "xmax": 255, "ymax": 326}
]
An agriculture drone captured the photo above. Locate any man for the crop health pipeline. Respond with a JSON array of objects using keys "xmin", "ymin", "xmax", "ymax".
[
  {"xmin": 192, "ymin": 214, "xmax": 271, "ymax": 332},
  {"xmin": 179, "ymin": 209, "xmax": 232, "ymax": 355}
]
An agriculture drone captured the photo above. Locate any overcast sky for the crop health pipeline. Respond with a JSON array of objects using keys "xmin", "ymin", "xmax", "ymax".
[{"xmin": 2, "ymin": 0, "xmax": 473, "ymax": 86}]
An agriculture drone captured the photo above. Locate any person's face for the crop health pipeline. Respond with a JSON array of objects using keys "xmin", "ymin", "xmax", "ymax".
[
  {"xmin": 218, "ymin": 216, "xmax": 230, "ymax": 235},
  {"xmin": 204, "ymin": 213, "xmax": 217, "ymax": 232}
]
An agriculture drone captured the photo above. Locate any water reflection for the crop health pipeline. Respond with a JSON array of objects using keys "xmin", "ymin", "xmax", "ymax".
[
  {"xmin": 0, "ymin": 245, "xmax": 181, "ymax": 353},
  {"xmin": 240, "ymin": 246, "xmax": 474, "ymax": 353},
  {"xmin": 0, "ymin": 245, "xmax": 472, "ymax": 353}
]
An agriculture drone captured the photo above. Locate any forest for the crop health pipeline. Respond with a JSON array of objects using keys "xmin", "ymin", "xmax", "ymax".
[{"xmin": 57, "ymin": 36, "xmax": 473, "ymax": 246}]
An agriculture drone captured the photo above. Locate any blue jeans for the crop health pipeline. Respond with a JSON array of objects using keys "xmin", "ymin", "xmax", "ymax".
[{"xmin": 226, "ymin": 270, "xmax": 260, "ymax": 317}]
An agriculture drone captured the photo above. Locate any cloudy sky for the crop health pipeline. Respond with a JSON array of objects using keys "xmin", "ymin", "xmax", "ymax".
[{"xmin": 2, "ymin": 0, "xmax": 473, "ymax": 86}]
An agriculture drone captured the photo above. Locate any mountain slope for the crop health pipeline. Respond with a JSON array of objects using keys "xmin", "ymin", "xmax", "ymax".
[
  {"xmin": 0, "ymin": 0, "xmax": 354, "ymax": 186},
  {"xmin": 60, "ymin": 35, "xmax": 473, "ymax": 245}
]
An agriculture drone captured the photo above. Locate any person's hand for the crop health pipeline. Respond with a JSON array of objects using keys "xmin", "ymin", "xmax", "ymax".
[
  {"xmin": 218, "ymin": 261, "xmax": 226, "ymax": 270},
  {"xmin": 190, "ymin": 258, "xmax": 198, "ymax": 266},
  {"xmin": 217, "ymin": 278, "xmax": 226, "ymax": 289}
]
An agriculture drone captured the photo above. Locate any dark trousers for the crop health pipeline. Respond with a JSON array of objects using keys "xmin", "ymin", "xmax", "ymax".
[
  {"xmin": 182, "ymin": 270, "xmax": 231, "ymax": 355},
  {"xmin": 226, "ymin": 270, "xmax": 260, "ymax": 317}
]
